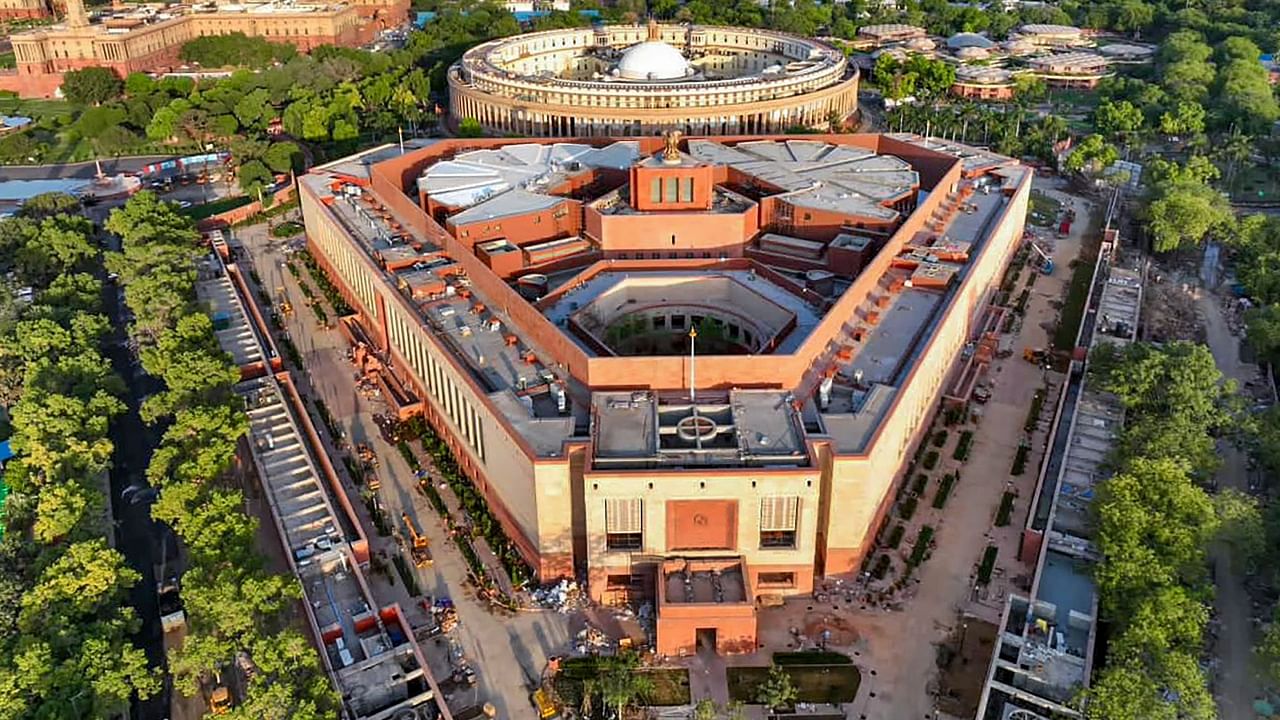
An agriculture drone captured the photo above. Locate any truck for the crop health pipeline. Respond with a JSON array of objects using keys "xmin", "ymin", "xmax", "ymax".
[{"xmin": 402, "ymin": 512, "xmax": 433, "ymax": 567}]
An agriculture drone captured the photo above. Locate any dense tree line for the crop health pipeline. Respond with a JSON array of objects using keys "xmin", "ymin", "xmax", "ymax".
[
  {"xmin": 106, "ymin": 192, "xmax": 339, "ymax": 718},
  {"xmin": 181, "ymin": 32, "xmax": 298, "ymax": 70},
  {"xmin": 1082, "ymin": 342, "xmax": 1248, "ymax": 719},
  {"xmin": 0, "ymin": 2, "xmax": 522, "ymax": 169},
  {"xmin": 0, "ymin": 193, "xmax": 159, "ymax": 717}
]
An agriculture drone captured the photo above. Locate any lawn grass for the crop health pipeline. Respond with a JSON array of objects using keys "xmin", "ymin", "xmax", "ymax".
[
  {"xmin": 0, "ymin": 97, "xmax": 75, "ymax": 119},
  {"xmin": 1052, "ymin": 209, "xmax": 1103, "ymax": 351},
  {"xmin": 555, "ymin": 659, "xmax": 691, "ymax": 708},
  {"xmin": 727, "ymin": 659, "xmax": 860, "ymax": 704}
]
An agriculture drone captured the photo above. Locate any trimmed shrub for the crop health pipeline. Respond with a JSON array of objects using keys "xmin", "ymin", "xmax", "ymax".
[
  {"xmin": 922, "ymin": 450, "xmax": 940, "ymax": 470},
  {"xmin": 977, "ymin": 545, "xmax": 998, "ymax": 585},
  {"xmin": 1011, "ymin": 443, "xmax": 1031, "ymax": 475},
  {"xmin": 871, "ymin": 554, "xmax": 891, "ymax": 580},
  {"xmin": 952, "ymin": 431, "xmax": 974, "ymax": 461},
  {"xmin": 995, "ymin": 491, "xmax": 1016, "ymax": 527},
  {"xmin": 899, "ymin": 496, "xmax": 918, "ymax": 520},
  {"xmin": 886, "ymin": 524, "xmax": 905, "ymax": 549},
  {"xmin": 911, "ymin": 473, "xmax": 929, "ymax": 495},
  {"xmin": 932, "ymin": 430, "xmax": 948, "ymax": 447},
  {"xmin": 932, "ymin": 473, "xmax": 956, "ymax": 509},
  {"xmin": 1024, "ymin": 389, "xmax": 1046, "ymax": 433},
  {"xmin": 909, "ymin": 526, "xmax": 935, "ymax": 566}
]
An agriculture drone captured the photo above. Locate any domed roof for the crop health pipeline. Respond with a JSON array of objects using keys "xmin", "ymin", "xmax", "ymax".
[
  {"xmin": 616, "ymin": 41, "xmax": 692, "ymax": 81},
  {"xmin": 947, "ymin": 32, "xmax": 995, "ymax": 50},
  {"xmin": 905, "ymin": 37, "xmax": 937, "ymax": 51},
  {"xmin": 955, "ymin": 46, "xmax": 991, "ymax": 60}
]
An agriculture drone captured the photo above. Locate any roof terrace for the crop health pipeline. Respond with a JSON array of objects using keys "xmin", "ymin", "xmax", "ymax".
[{"xmin": 592, "ymin": 389, "xmax": 809, "ymax": 469}]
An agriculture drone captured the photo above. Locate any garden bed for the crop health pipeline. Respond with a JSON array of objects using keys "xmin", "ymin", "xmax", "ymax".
[
  {"xmin": 555, "ymin": 659, "xmax": 691, "ymax": 708},
  {"xmin": 727, "ymin": 662, "xmax": 860, "ymax": 704}
]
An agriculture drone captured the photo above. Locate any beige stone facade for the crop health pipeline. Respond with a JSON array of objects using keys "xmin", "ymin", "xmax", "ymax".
[
  {"xmin": 2, "ymin": 0, "xmax": 408, "ymax": 97},
  {"xmin": 448, "ymin": 23, "xmax": 860, "ymax": 136},
  {"xmin": 297, "ymin": 136, "xmax": 1031, "ymax": 652},
  {"xmin": 0, "ymin": 0, "xmax": 47, "ymax": 21}
]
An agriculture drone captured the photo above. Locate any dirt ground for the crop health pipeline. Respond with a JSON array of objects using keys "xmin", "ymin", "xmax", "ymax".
[
  {"xmin": 743, "ymin": 179, "xmax": 1099, "ymax": 720},
  {"xmin": 235, "ymin": 222, "xmax": 578, "ymax": 720},
  {"xmin": 1197, "ymin": 246, "xmax": 1271, "ymax": 720},
  {"xmin": 934, "ymin": 617, "xmax": 999, "ymax": 718}
]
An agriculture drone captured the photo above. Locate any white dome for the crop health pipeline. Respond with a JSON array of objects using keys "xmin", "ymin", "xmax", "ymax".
[{"xmin": 616, "ymin": 41, "xmax": 692, "ymax": 81}]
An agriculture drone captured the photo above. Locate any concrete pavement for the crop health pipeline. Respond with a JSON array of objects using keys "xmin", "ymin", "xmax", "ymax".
[{"xmin": 235, "ymin": 221, "xmax": 576, "ymax": 720}]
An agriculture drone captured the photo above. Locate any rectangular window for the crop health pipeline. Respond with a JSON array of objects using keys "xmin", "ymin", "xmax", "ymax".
[
  {"xmin": 760, "ymin": 496, "xmax": 799, "ymax": 549},
  {"xmin": 605, "ymin": 498, "xmax": 643, "ymax": 551},
  {"xmin": 650, "ymin": 177, "xmax": 662, "ymax": 204},
  {"xmin": 758, "ymin": 571, "xmax": 797, "ymax": 588},
  {"xmin": 664, "ymin": 177, "xmax": 678, "ymax": 203},
  {"xmin": 606, "ymin": 574, "xmax": 634, "ymax": 590},
  {"xmin": 680, "ymin": 177, "xmax": 694, "ymax": 202}
]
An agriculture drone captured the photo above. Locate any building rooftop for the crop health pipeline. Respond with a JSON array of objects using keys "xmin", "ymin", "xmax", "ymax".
[
  {"xmin": 593, "ymin": 389, "xmax": 808, "ymax": 469},
  {"xmin": 418, "ymin": 142, "xmax": 641, "ymax": 209},
  {"xmin": 303, "ymin": 135, "xmax": 1031, "ymax": 467},
  {"xmin": 663, "ymin": 559, "xmax": 749, "ymax": 604},
  {"xmin": 196, "ymin": 256, "xmax": 265, "ymax": 370}
]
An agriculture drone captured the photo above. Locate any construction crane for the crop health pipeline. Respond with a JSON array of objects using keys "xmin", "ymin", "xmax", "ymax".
[
  {"xmin": 402, "ymin": 512, "xmax": 433, "ymax": 567},
  {"xmin": 1027, "ymin": 240, "xmax": 1054, "ymax": 275}
]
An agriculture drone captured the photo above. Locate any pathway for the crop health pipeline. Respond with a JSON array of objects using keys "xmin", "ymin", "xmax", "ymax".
[
  {"xmin": 790, "ymin": 182, "xmax": 1096, "ymax": 720},
  {"xmin": 1197, "ymin": 278, "xmax": 1264, "ymax": 720},
  {"xmin": 236, "ymin": 223, "xmax": 573, "ymax": 720}
]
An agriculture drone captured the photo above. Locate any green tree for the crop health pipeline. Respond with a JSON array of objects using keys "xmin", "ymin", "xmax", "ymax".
[
  {"xmin": 1094, "ymin": 99, "xmax": 1144, "ymax": 141},
  {"xmin": 593, "ymin": 652, "xmax": 654, "ymax": 720},
  {"xmin": 1157, "ymin": 101, "xmax": 1206, "ymax": 138},
  {"xmin": 1144, "ymin": 180, "xmax": 1234, "ymax": 253},
  {"xmin": 263, "ymin": 142, "xmax": 302, "ymax": 174},
  {"xmin": 237, "ymin": 159, "xmax": 275, "ymax": 198},
  {"xmin": 60, "ymin": 67, "xmax": 123, "ymax": 106},
  {"xmin": 1214, "ymin": 488, "xmax": 1265, "ymax": 573},
  {"xmin": 1063, "ymin": 134, "xmax": 1119, "ymax": 176},
  {"xmin": 755, "ymin": 664, "xmax": 797, "ymax": 710},
  {"xmin": 457, "ymin": 117, "xmax": 484, "ymax": 138}
]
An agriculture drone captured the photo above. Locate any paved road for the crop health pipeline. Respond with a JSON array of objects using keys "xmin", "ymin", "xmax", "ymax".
[
  {"xmin": 234, "ymin": 222, "xmax": 574, "ymax": 720},
  {"xmin": 0, "ymin": 156, "xmax": 174, "ymax": 180},
  {"xmin": 1197, "ymin": 280, "xmax": 1264, "ymax": 720},
  {"xmin": 102, "ymin": 257, "xmax": 171, "ymax": 720}
]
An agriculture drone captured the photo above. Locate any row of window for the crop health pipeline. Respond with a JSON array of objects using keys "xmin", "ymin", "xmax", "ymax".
[
  {"xmin": 605, "ymin": 570, "xmax": 796, "ymax": 590},
  {"xmin": 648, "ymin": 176, "xmax": 695, "ymax": 204},
  {"xmin": 308, "ymin": 199, "xmax": 379, "ymax": 316},
  {"xmin": 602, "ymin": 497, "xmax": 800, "ymax": 552},
  {"xmin": 386, "ymin": 301, "xmax": 486, "ymax": 462}
]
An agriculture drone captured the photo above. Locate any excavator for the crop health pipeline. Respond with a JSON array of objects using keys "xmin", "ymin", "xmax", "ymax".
[{"xmin": 402, "ymin": 512, "xmax": 433, "ymax": 568}]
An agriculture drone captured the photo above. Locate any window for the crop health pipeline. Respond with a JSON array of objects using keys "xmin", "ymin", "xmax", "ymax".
[
  {"xmin": 653, "ymin": 315, "xmax": 667, "ymax": 329},
  {"xmin": 758, "ymin": 571, "xmax": 796, "ymax": 588},
  {"xmin": 650, "ymin": 177, "xmax": 661, "ymax": 204},
  {"xmin": 680, "ymin": 177, "xmax": 694, "ymax": 202},
  {"xmin": 606, "ymin": 574, "xmax": 634, "ymax": 590},
  {"xmin": 664, "ymin": 177, "xmax": 678, "ymax": 203},
  {"xmin": 760, "ymin": 496, "xmax": 799, "ymax": 548},
  {"xmin": 605, "ymin": 498, "xmax": 643, "ymax": 551}
]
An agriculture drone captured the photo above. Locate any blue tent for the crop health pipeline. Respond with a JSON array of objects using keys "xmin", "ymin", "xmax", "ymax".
[{"xmin": 0, "ymin": 440, "xmax": 12, "ymax": 465}]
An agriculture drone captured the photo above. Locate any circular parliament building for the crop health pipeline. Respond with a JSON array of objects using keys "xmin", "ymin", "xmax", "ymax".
[{"xmin": 447, "ymin": 20, "xmax": 860, "ymax": 137}]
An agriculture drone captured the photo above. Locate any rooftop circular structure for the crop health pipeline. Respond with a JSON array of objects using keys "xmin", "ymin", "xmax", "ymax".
[
  {"xmin": 947, "ymin": 32, "xmax": 995, "ymax": 50},
  {"xmin": 615, "ymin": 40, "xmax": 694, "ymax": 80},
  {"xmin": 448, "ymin": 20, "xmax": 859, "ymax": 137}
]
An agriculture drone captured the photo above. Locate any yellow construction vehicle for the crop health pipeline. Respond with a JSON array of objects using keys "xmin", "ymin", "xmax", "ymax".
[
  {"xmin": 277, "ymin": 287, "xmax": 293, "ymax": 316},
  {"xmin": 1023, "ymin": 347, "xmax": 1048, "ymax": 365},
  {"xmin": 208, "ymin": 685, "xmax": 232, "ymax": 715},
  {"xmin": 402, "ymin": 512, "xmax": 433, "ymax": 567}
]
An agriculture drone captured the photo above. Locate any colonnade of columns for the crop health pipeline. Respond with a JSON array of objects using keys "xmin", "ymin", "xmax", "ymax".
[{"xmin": 449, "ymin": 83, "xmax": 858, "ymax": 138}]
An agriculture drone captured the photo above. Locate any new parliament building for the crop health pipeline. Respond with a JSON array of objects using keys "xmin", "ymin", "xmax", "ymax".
[{"xmin": 300, "ymin": 130, "xmax": 1032, "ymax": 655}]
